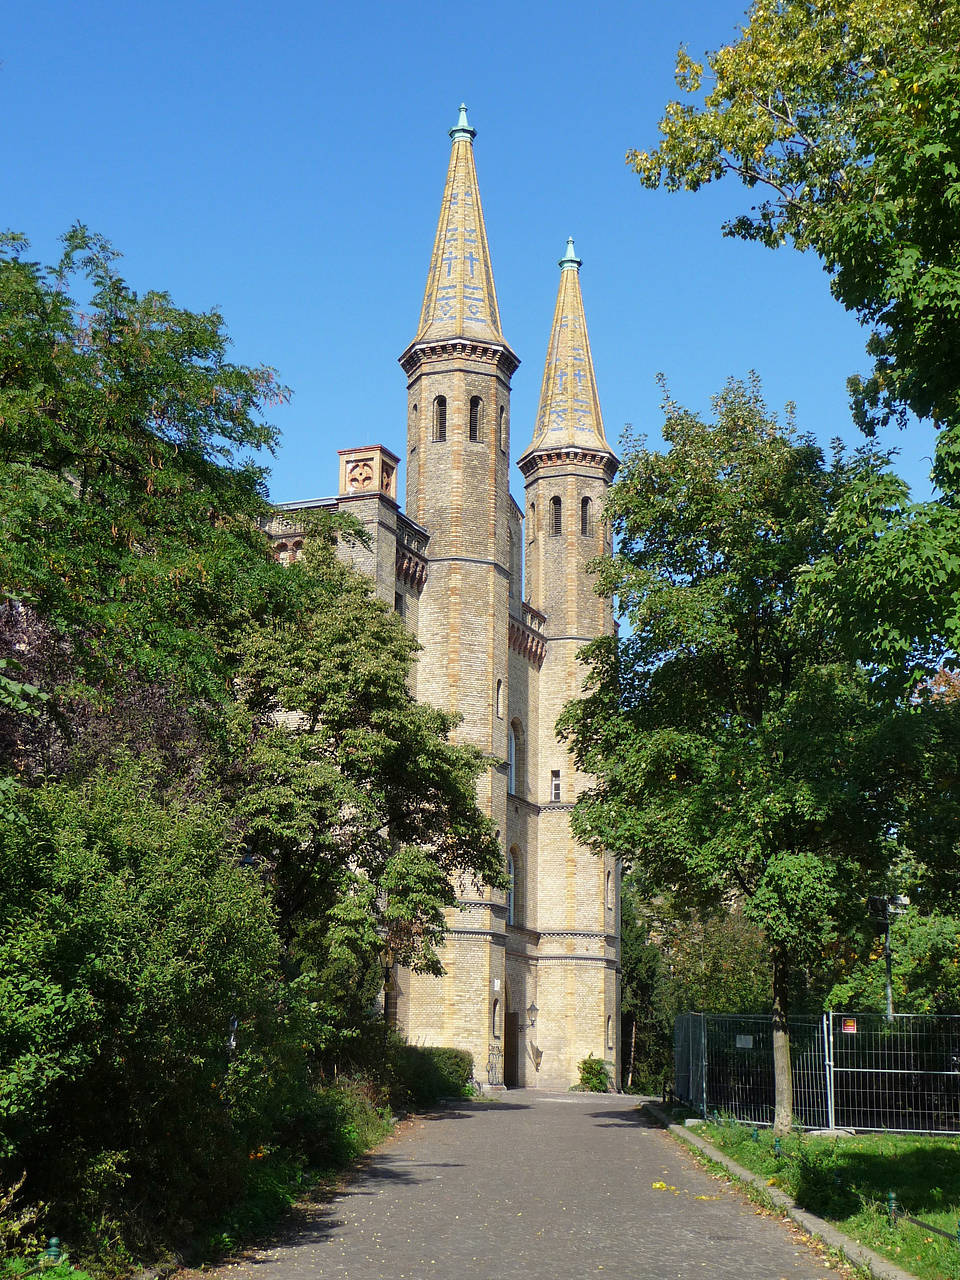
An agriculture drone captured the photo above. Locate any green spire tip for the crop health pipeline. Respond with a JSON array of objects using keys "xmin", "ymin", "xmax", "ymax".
[
  {"xmin": 559, "ymin": 237, "xmax": 582, "ymax": 270},
  {"xmin": 449, "ymin": 103, "xmax": 476, "ymax": 142}
]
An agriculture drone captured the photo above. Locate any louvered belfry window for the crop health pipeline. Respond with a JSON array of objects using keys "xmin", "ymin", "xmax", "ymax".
[
  {"xmin": 433, "ymin": 396, "xmax": 447, "ymax": 442},
  {"xmin": 550, "ymin": 495, "xmax": 562, "ymax": 536}
]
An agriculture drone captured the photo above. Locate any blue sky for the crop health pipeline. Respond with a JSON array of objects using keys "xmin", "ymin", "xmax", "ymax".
[{"xmin": 5, "ymin": 0, "xmax": 936, "ymax": 507}]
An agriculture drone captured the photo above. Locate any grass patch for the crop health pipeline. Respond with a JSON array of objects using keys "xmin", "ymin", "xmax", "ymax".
[
  {"xmin": 693, "ymin": 1120, "xmax": 960, "ymax": 1280},
  {"xmin": 2, "ymin": 1264, "xmax": 95, "ymax": 1280}
]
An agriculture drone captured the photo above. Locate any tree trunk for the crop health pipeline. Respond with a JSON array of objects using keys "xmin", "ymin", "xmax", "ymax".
[
  {"xmin": 772, "ymin": 952, "xmax": 793, "ymax": 1135},
  {"xmin": 623, "ymin": 1013, "xmax": 635, "ymax": 1089}
]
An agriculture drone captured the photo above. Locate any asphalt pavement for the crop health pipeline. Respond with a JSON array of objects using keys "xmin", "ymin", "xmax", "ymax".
[{"xmin": 208, "ymin": 1091, "xmax": 841, "ymax": 1280}]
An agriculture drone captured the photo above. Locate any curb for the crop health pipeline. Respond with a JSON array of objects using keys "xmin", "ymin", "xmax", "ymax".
[{"xmin": 644, "ymin": 1102, "xmax": 917, "ymax": 1280}]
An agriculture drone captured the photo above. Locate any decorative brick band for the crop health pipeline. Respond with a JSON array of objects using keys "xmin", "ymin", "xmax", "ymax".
[
  {"xmin": 539, "ymin": 930, "xmax": 607, "ymax": 940},
  {"xmin": 446, "ymin": 928, "xmax": 506, "ymax": 945}
]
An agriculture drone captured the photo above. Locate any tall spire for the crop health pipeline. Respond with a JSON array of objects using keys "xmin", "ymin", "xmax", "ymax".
[
  {"xmin": 414, "ymin": 105, "xmax": 505, "ymax": 345},
  {"xmin": 520, "ymin": 239, "xmax": 614, "ymax": 462}
]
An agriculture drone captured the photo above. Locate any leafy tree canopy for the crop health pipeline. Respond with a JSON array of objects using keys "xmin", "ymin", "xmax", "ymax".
[
  {"xmin": 0, "ymin": 227, "xmax": 507, "ymax": 1251},
  {"xmin": 827, "ymin": 907, "xmax": 960, "ymax": 1014},
  {"xmin": 0, "ymin": 227, "xmax": 294, "ymax": 701},
  {"xmin": 228, "ymin": 538, "xmax": 504, "ymax": 982},
  {"xmin": 560, "ymin": 377, "xmax": 960, "ymax": 1127},
  {"xmin": 630, "ymin": 0, "xmax": 960, "ymax": 444}
]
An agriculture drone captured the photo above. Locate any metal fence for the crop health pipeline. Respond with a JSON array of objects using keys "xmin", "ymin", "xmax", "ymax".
[{"xmin": 675, "ymin": 1013, "xmax": 960, "ymax": 1133}]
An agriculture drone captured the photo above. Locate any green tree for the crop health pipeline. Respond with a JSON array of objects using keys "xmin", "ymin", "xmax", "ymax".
[
  {"xmin": 630, "ymin": 1, "xmax": 960, "ymax": 671},
  {"xmin": 0, "ymin": 757, "xmax": 302, "ymax": 1250},
  {"xmin": 0, "ymin": 226, "xmax": 293, "ymax": 708},
  {"xmin": 827, "ymin": 907, "xmax": 960, "ymax": 1014},
  {"xmin": 560, "ymin": 378, "xmax": 945, "ymax": 1131},
  {"xmin": 0, "ymin": 227, "xmax": 507, "ymax": 1252},
  {"xmin": 630, "ymin": 0, "xmax": 959, "ymax": 440},
  {"xmin": 620, "ymin": 892, "xmax": 772, "ymax": 1092},
  {"xmin": 228, "ymin": 536, "xmax": 504, "ymax": 1046}
]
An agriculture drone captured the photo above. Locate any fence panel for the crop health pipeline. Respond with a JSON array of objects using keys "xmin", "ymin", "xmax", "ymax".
[
  {"xmin": 672, "ymin": 1012, "xmax": 960, "ymax": 1133},
  {"xmin": 702, "ymin": 1015, "xmax": 775, "ymax": 1126},
  {"xmin": 830, "ymin": 1013, "xmax": 960, "ymax": 1133}
]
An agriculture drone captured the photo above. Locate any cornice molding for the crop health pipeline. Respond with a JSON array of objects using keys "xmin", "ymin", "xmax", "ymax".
[
  {"xmin": 399, "ymin": 338, "xmax": 520, "ymax": 379},
  {"xmin": 518, "ymin": 446, "xmax": 619, "ymax": 480}
]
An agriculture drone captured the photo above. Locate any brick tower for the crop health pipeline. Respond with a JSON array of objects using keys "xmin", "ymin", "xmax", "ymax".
[
  {"xmin": 393, "ymin": 106, "xmax": 519, "ymax": 1076},
  {"xmin": 515, "ymin": 238, "xmax": 620, "ymax": 1087},
  {"xmin": 270, "ymin": 112, "xmax": 622, "ymax": 1090}
]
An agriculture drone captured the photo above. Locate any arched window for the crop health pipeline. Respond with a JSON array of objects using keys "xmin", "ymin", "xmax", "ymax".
[
  {"xmin": 508, "ymin": 719, "xmax": 525, "ymax": 796},
  {"xmin": 606, "ymin": 1014, "xmax": 614, "ymax": 1050},
  {"xmin": 550, "ymin": 495, "xmax": 562, "ymax": 536},
  {"xmin": 496, "ymin": 678, "xmax": 503, "ymax": 718},
  {"xmin": 433, "ymin": 396, "xmax": 447, "ymax": 442},
  {"xmin": 528, "ymin": 501, "xmax": 536, "ymax": 541},
  {"xmin": 469, "ymin": 395, "xmax": 482, "ymax": 442},
  {"xmin": 581, "ymin": 496, "xmax": 593, "ymax": 537},
  {"xmin": 509, "ymin": 845, "xmax": 523, "ymax": 927},
  {"xmin": 492, "ymin": 998, "xmax": 502, "ymax": 1039},
  {"xmin": 499, "ymin": 404, "xmax": 506, "ymax": 452},
  {"xmin": 605, "ymin": 869, "xmax": 614, "ymax": 911},
  {"xmin": 291, "ymin": 540, "xmax": 304, "ymax": 563}
]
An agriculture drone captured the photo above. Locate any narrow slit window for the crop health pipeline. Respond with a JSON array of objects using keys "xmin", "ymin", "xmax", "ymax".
[
  {"xmin": 496, "ymin": 678, "xmax": 503, "ymax": 718},
  {"xmin": 550, "ymin": 769, "xmax": 561, "ymax": 803},
  {"xmin": 499, "ymin": 404, "xmax": 506, "ymax": 452},
  {"xmin": 509, "ymin": 719, "xmax": 525, "ymax": 795},
  {"xmin": 509, "ymin": 846, "xmax": 522, "ymax": 927},
  {"xmin": 581, "ymin": 496, "xmax": 593, "ymax": 536},
  {"xmin": 433, "ymin": 396, "xmax": 447, "ymax": 442},
  {"xmin": 469, "ymin": 396, "xmax": 482, "ymax": 442},
  {"xmin": 550, "ymin": 496, "xmax": 562, "ymax": 536}
]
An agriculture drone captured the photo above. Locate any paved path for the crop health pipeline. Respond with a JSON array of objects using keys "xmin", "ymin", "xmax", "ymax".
[{"xmin": 217, "ymin": 1092, "xmax": 839, "ymax": 1280}]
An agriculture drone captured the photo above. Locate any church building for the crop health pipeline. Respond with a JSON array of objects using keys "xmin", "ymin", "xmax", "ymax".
[{"xmin": 267, "ymin": 107, "xmax": 620, "ymax": 1090}]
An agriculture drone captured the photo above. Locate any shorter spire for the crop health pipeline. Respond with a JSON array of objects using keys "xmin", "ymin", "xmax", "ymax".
[
  {"xmin": 520, "ymin": 239, "xmax": 615, "ymax": 463},
  {"xmin": 449, "ymin": 103, "xmax": 476, "ymax": 142}
]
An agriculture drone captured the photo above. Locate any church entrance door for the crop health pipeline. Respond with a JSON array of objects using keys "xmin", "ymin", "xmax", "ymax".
[{"xmin": 504, "ymin": 1011, "xmax": 520, "ymax": 1086}]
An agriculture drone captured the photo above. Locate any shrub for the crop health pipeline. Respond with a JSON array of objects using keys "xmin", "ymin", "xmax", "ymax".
[
  {"xmin": 423, "ymin": 1047, "xmax": 474, "ymax": 1095},
  {"xmin": 388, "ymin": 1041, "xmax": 474, "ymax": 1106},
  {"xmin": 576, "ymin": 1054, "xmax": 610, "ymax": 1092},
  {"xmin": 0, "ymin": 761, "xmax": 305, "ymax": 1258}
]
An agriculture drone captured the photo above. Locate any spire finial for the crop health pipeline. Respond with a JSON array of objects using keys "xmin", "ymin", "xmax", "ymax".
[
  {"xmin": 449, "ymin": 103, "xmax": 476, "ymax": 142},
  {"xmin": 559, "ymin": 237, "xmax": 582, "ymax": 270}
]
